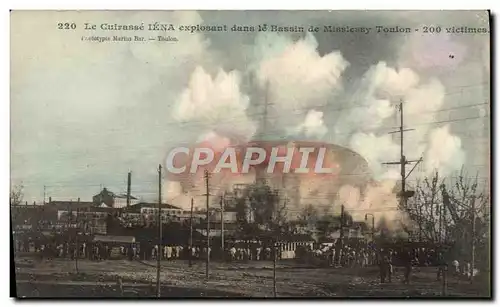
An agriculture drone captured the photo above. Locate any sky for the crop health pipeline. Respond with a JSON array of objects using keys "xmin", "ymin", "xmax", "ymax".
[{"xmin": 10, "ymin": 10, "xmax": 490, "ymax": 215}]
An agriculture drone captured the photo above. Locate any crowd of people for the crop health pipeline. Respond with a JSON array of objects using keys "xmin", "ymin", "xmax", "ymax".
[
  {"xmin": 15, "ymin": 236, "xmax": 283, "ymax": 263},
  {"xmin": 296, "ymin": 241, "xmax": 478, "ymax": 283},
  {"xmin": 16, "ymin": 238, "xmax": 121, "ymax": 261},
  {"xmin": 15, "ymin": 235, "xmax": 477, "ymax": 283},
  {"xmin": 306, "ymin": 245, "xmax": 378, "ymax": 267}
]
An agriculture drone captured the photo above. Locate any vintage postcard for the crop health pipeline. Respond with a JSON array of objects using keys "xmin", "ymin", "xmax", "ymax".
[{"xmin": 10, "ymin": 10, "xmax": 491, "ymax": 298}]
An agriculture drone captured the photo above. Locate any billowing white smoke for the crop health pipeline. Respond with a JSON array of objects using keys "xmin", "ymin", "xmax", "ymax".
[
  {"xmin": 248, "ymin": 35, "xmax": 467, "ymax": 226},
  {"xmin": 403, "ymin": 79, "xmax": 446, "ymax": 153},
  {"xmin": 349, "ymin": 133, "xmax": 400, "ymax": 180},
  {"xmin": 167, "ymin": 31, "xmax": 468, "ymax": 223},
  {"xmin": 333, "ymin": 62, "xmax": 417, "ymax": 144},
  {"xmin": 248, "ymin": 33, "xmax": 354, "ymax": 216},
  {"xmin": 168, "ymin": 67, "xmax": 258, "ymax": 208},
  {"xmin": 338, "ymin": 180, "xmax": 409, "ymax": 231},
  {"xmin": 404, "ymin": 79, "xmax": 466, "ymax": 177},
  {"xmin": 339, "ymin": 62, "xmax": 466, "ymax": 180},
  {"xmin": 163, "ymin": 131, "xmax": 236, "ymax": 209},
  {"xmin": 173, "ymin": 66, "xmax": 257, "ymax": 142},
  {"xmin": 336, "ymin": 62, "xmax": 421, "ymax": 178},
  {"xmin": 254, "ymin": 32, "xmax": 349, "ymax": 133},
  {"xmin": 371, "ymin": 62, "xmax": 420, "ymax": 97},
  {"xmin": 425, "ymin": 125, "xmax": 466, "ymax": 175},
  {"xmin": 334, "ymin": 61, "xmax": 466, "ymax": 227},
  {"xmin": 197, "ymin": 131, "xmax": 232, "ymax": 150},
  {"xmin": 163, "ymin": 180, "xmax": 207, "ymax": 211},
  {"xmin": 165, "ymin": 181, "xmax": 183, "ymax": 201},
  {"xmin": 292, "ymin": 109, "xmax": 328, "ymax": 139}
]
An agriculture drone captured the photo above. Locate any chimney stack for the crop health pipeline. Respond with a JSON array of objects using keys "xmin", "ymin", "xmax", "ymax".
[
  {"xmin": 49, "ymin": 197, "xmax": 52, "ymax": 203},
  {"xmin": 127, "ymin": 172, "xmax": 132, "ymax": 207}
]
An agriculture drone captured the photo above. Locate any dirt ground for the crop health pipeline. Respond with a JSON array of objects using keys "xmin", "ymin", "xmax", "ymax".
[{"xmin": 14, "ymin": 257, "xmax": 491, "ymax": 298}]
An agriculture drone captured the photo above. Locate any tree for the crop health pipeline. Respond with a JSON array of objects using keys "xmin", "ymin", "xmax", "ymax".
[
  {"xmin": 229, "ymin": 182, "xmax": 290, "ymax": 240},
  {"xmin": 443, "ymin": 169, "xmax": 490, "ymax": 269},
  {"xmin": 272, "ymin": 195, "xmax": 288, "ymax": 230},
  {"xmin": 232, "ymin": 195, "xmax": 250, "ymax": 224},
  {"xmin": 246, "ymin": 183, "xmax": 282, "ymax": 227},
  {"xmin": 316, "ymin": 214, "xmax": 338, "ymax": 242},
  {"xmin": 405, "ymin": 167, "xmax": 490, "ymax": 269},
  {"xmin": 312, "ymin": 208, "xmax": 354, "ymax": 242},
  {"xmin": 405, "ymin": 171, "xmax": 444, "ymax": 242},
  {"xmin": 10, "ymin": 184, "xmax": 24, "ymax": 206},
  {"xmin": 298, "ymin": 204, "xmax": 319, "ymax": 227}
]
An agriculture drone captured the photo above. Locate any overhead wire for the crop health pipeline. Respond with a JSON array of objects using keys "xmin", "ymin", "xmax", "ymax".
[{"xmin": 20, "ymin": 81, "xmax": 490, "ymax": 201}]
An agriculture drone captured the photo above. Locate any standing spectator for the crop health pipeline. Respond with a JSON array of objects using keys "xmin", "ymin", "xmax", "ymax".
[
  {"xmin": 436, "ymin": 252, "xmax": 446, "ymax": 281},
  {"xmin": 166, "ymin": 245, "xmax": 172, "ymax": 260},
  {"xmin": 452, "ymin": 260, "xmax": 460, "ymax": 276},
  {"xmin": 177, "ymin": 246, "xmax": 182, "ymax": 260},
  {"xmin": 362, "ymin": 250, "xmax": 368, "ymax": 267},
  {"xmin": 171, "ymin": 245, "xmax": 177, "ymax": 259},
  {"xmin": 379, "ymin": 249, "xmax": 392, "ymax": 283},
  {"xmin": 192, "ymin": 246, "xmax": 197, "ymax": 259},
  {"xmin": 153, "ymin": 245, "xmax": 158, "ymax": 260},
  {"xmin": 247, "ymin": 247, "xmax": 251, "ymax": 261},
  {"xmin": 82, "ymin": 242, "xmax": 86, "ymax": 259},
  {"xmin": 401, "ymin": 250, "xmax": 412, "ymax": 284},
  {"xmin": 230, "ymin": 246, "xmax": 236, "ymax": 261}
]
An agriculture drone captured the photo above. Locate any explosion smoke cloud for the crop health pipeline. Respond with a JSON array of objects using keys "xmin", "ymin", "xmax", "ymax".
[
  {"xmin": 173, "ymin": 67, "xmax": 257, "ymax": 142},
  {"xmin": 167, "ymin": 27, "xmax": 469, "ymax": 228}
]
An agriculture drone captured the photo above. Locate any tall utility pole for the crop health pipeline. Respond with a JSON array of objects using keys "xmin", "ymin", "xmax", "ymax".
[
  {"xmin": 383, "ymin": 100, "xmax": 422, "ymax": 211},
  {"xmin": 67, "ymin": 203, "xmax": 71, "ymax": 231},
  {"xmin": 443, "ymin": 203, "xmax": 447, "ymax": 243},
  {"xmin": 220, "ymin": 194, "xmax": 225, "ymax": 253},
  {"xmin": 338, "ymin": 204, "xmax": 345, "ymax": 266},
  {"xmin": 126, "ymin": 172, "xmax": 132, "ymax": 208},
  {"xmin": 418, "ymin": 205, "xmax": 423, "ymax": 242},
  {"xmin": 442, "ymin": 264, "xmax": 448, "ymax": 296},
  {"xmin": 438, "ymin": 204, "xmax": 443, "ymax": 243},
  {"xmin": 273, "ymin": 237, "xmax": 277, "ymax": 297},
  {"xmin": 256, "ymin": 81, "xmax": 273, "ymax": 185},
  {"xmin": 204, "ymin": 170, "xmax": 210, "ymax": 279},
  {"xmin": 43, "ymin": 185, "xmax": 46, "ymax": 205},
  {"xmin": 399, "ymin": 101, "xmax": 407, "ymax": 209},
  {"xmin": 470, "ymin": 195, "xmax": 476, "ymax": 283},
  {"xmin": 273, "ymin": 191, "xmax": 278, "ymax": 298},
  {"xmin": 189, "ymin": 198, "xmax": 194, "ymax": 267},
  {"xmin": 75, "ymin": 207, "xmax": 79, "ymax": 273},
  {"xmin": 262, "ymin": 81, "xmax": 270, "ymax": 140},
  {"xmin": 156, "ymin": 164, "xmax": 162, "ymax": 298},
  {"xmin": 365, "ymin": 213, "xmax": 375, "ymax": 242}
]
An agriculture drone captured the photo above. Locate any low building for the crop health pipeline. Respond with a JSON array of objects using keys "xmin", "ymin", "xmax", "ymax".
[
  {"xmin": 92, "ymin": 188, "xmax": 139, "ymax": 208},
  {"xmin": 210, "ymin": 210, "xmax": 238, "ymax": 223},
  {"xmin": 278, "ymin": 234, "xmax": 316, "ymax": 259},
  {"xmin": 93, "ymin": 235, "xmax": 135, "ymax": 244},
  {"xmin": 125, "ymin": 202, "xmax": 205, "ymax": 223},
  {"xmin": 56, "ymin": 207, "xmax": 112, "ymax": 235},
  {"xmin": 195, "ymin": 221, "xmax": 239, "ymax": 238}
]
